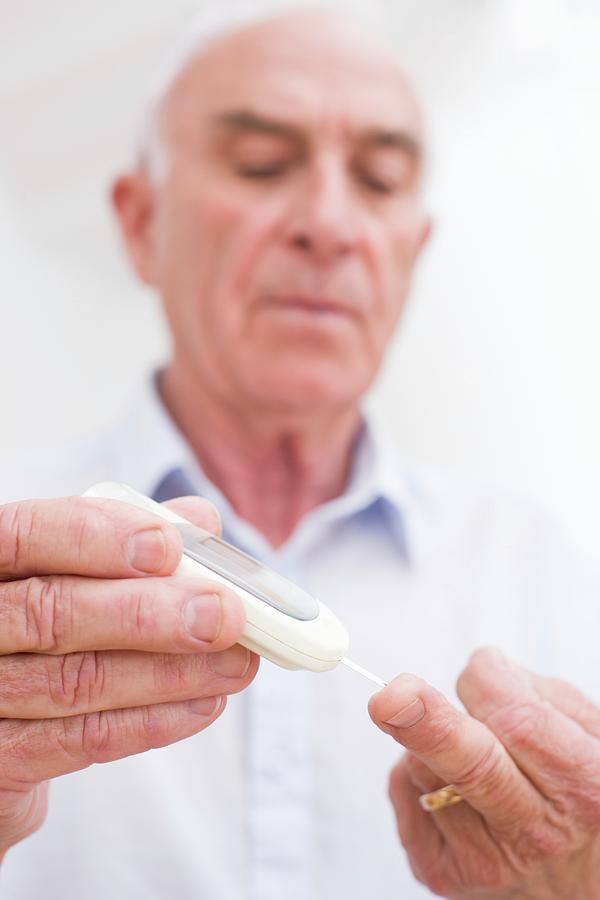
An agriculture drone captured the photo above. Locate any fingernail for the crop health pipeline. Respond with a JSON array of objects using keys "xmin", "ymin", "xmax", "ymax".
[
  {"xmin": 209, "ymin": 644, "xmax": 251, "ymax": 678},
  {"xmin": 385, "ymin": 697, "xmax": 426, "ymax": 728},
  {"xmin": 128, "ymin": 528, "xmax": 168, "ymax": 573},
  {"xmin": 185, "ymin": 696, "xmax": 221, "ymax": 716},
  {"xmin": 182, "ymin": 594, "xmax": 223, "ymax": 642}
]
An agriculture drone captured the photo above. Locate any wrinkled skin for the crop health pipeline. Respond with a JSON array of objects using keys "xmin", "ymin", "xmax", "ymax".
[
  {"xmin": 0, "ymin": 495, "xmax": 258, "ymax": 859},
  {"xmin": 369, "ymin": 648, "xmax": 600, "ymax": 899},
  {"xmin": 6, "ymin": 12, "xmax": 600, "ymax": 895},
  {"xmin": 114, "ymin": 13, "xmax": 430, "ymax": 426},
  {"xmin": 0, "ymin": 9, "xmax": 429, "ymax": 860}
]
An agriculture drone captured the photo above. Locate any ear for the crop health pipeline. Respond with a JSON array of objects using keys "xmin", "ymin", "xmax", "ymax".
[{"xmin": 111, "ymin": 171, "xmax": 158, "ymax": 285}]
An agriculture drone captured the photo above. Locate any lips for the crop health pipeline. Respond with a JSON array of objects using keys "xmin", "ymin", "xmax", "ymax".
[{"xmin": 267, "ymin": 295, "xmax": 358, "ymax": 318}]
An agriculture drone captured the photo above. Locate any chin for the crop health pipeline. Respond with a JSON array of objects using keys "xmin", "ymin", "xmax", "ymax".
[{"xmin": 246, "ymin": 360, "xmax": 370, "ymax": 414}]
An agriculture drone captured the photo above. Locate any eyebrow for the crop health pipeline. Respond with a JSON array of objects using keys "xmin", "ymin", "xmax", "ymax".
[
  {"xmin": 213, "ymin": 110, "xmax": 303, "ymax": 142},
  {"xmin": 362, "ymin": 129, "xmax": 423, "ymax": 159},
  {"xmin": 213, "ymin": 109, "xmax": 423, "ymax": 157}
]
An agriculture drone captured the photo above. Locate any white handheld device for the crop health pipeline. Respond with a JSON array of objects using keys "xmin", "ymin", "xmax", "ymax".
[
  {"xmin": 83, "ymin": 485, "xmax": 456, "ymax": 810},
  {"xmin": 84, "ymin": 482, "xmax": 350, "ymax": 673}
]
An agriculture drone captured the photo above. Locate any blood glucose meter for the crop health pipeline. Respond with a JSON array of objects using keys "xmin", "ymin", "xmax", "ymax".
[{"xmin": 83, "ymin": 482, "xmax": 350, "ymax": 673}]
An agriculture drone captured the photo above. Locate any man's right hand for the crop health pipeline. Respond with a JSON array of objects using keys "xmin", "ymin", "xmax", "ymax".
[{"xmin": 0, "ymin": 494, "xmax": 258, "ymax": 860}]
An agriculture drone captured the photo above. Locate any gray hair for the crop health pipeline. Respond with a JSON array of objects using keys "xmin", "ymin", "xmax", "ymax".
[{"xmin": 138, "ymin": 0, "xmax": 394, "ymax": 181}]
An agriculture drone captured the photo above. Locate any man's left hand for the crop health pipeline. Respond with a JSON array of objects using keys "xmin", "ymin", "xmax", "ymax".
[{"xmin": 369, "ymin": 647, "xmax": 600, "ymax": 899}]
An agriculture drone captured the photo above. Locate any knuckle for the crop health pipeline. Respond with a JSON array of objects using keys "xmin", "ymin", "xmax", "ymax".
[
  {"xmin": 57, "ymin": 710, "xmax": 114, "ymax": 765},
  {"xmin": 56, "ymin": 704, "xmax": 171, "ymax": 767},
  {"xmin": 0, "ymin": 501, "xmax": 35, "ymax": 574},
  {"xmin": 152, "ymin": 653, "xmax": 200, "ymax": 695},
  {"xmin": 488, "ymin": 700, "xmax": 547, "ymax": 749},
  {"xmin": 555, "ymin": 760, "xmax": 600, "ymax": 826},
  {"xmin": 22, "ymin": 576, "xmax": 72, "ymax": 653},
  {"xmin": 48, "ymin": 652, "xmax": 107, "ymax": 712},
  {"xmin": 453, "ymin": 738, "xmax": 503, "ymax": 792},
  {"xmin": 0, "ymin": 580, "xmax": 25, "ymax": 651},
  {"xmin": 67, "ymin": 499, "xmax": 132, "ymax": 571},
  {"xmin": 138, "ymin": 704, "xmax": 172, "ymax": 745},
  {"xmin": 80, "ymin": 711, "xmax": 113, "ymax": 762},
  {"xmin": 119, "ymin": 590, "xmax": 155, "ymax": 635},
  {"xmin": 515, "ymin": 816, "xmax": 571, "ymax": 865},
  {"xmin": 79, "ymin": 710, "xmax": 118, "ymax": 763},
  {"xmin": 66, "ymin": 502, "xmax": 112, "ymax": 568},
  {"xmin": 421, "ymin": 711, "xmax": 462, "ymax": 757},
  {"xmin": 119, "ymin": 584, "xmax": 159, "ymax": 642}
]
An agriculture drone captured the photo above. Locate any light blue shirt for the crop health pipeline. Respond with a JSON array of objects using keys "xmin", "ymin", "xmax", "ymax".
[
  {"xmin": 147, "ymin": 398, "xmax": 411, "ymax": 900},
  {"xmin": 1, "ymin": 376, "xmax": 597, "ymax": 899}
]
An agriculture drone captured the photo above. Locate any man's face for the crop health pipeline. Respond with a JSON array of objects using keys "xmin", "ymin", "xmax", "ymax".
[{"xmin": 130, "ymin": 14, "xmax": 429, "ymax": 415}]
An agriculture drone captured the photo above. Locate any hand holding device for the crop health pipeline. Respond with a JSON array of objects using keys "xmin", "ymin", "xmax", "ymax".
[
  {"xmin": 84, "ymin": 482, "xmax": 352, "ymax": 673},
  {"xmin": 0, "ymin": 491, "xmax": 256, "ymax": 859}
]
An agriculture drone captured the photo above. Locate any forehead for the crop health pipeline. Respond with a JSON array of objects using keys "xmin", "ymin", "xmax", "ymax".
[{"xmin": 163, "ymin": 13, "xmax": 424, "ymax": 143}]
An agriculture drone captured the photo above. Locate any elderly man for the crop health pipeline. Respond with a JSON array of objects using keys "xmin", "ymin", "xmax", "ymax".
[{"xmin": 1, "ymin": 4, "xmax": 599, "ymax": 899}]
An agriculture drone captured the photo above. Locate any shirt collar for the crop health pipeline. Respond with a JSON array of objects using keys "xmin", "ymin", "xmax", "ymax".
[{"xmin": 110, "ymin": 374, "xmax": 414, "ymax": 562}]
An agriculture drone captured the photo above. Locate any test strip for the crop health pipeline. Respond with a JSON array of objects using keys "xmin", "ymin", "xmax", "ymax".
[{"xmin": 340, "ymin": 657, "xmax": 388, "ymax": 688}]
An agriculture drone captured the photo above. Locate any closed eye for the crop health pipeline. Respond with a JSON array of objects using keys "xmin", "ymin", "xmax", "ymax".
[
  {"xmin": 353, "ymin": 145, "xmax": 416, "ymax": 197},
  {"xmin": 237, "ymin": 164, "xmax": 288, "ymax": 179},
  {"xmin": 356, "ymin": 171, "xmax": 397, "ymax": 195}
]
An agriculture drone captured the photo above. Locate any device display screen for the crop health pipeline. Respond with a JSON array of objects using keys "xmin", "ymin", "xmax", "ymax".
[
  {"xmin": 200, "ymin": 536, "xmax": 263, "ymax": 575},
  {"xmin": 176, "ymin": 523, "xmax": 319, "ymax": 621}
]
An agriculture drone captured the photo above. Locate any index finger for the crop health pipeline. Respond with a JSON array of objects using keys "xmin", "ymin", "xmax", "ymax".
[
  {"xmin": 162, "ymin": 496, "xmax": 222, "ymax": 537},
  {"xmin": 369, "ymin": 674, "xmax": 546, "ymax": 833},
  {"xmin": 0, "ymin": 497, "xmax": 183, "ymax": 580}
]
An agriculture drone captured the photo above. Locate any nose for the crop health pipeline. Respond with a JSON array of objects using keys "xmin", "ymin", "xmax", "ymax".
[{"xmin": 284, "ymin": 157, "xmax": 359, "ymax": 264}]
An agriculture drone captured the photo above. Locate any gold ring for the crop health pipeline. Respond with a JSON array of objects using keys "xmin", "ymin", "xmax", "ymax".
[{"xmin": 419, "ymin": 784, "xmax": 463, "ymax": 812}]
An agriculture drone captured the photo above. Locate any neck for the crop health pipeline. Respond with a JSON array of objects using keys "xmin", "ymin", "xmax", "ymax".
[{"xmin": 159, "ymin": 364, "xmax": 362, "ymax": 549}]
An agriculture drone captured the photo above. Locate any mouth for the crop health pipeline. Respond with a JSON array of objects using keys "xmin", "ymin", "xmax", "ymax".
[{"xmin": 266, "ymin": 295, "xmax": 358, "ymax": 319}]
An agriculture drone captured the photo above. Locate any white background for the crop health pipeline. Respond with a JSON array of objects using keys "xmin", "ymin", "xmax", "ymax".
[{"xmin": 1, "ymin": 0, "xmax": 599, "ymax": 552}]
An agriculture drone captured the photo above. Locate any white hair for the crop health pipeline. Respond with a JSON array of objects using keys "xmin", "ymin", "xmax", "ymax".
[{"xmin": 138, "ymin": 0, "xmax": 394, "ymax": 180}]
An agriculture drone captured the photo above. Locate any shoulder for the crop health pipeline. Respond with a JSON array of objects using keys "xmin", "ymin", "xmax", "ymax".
[
  {"xmin": 401, "ymin": 459, "xmax": 563, "ymax": 559},
  {"xmin": 369, "ymin": 416, "xmax": 561, "ymax": 559}
]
